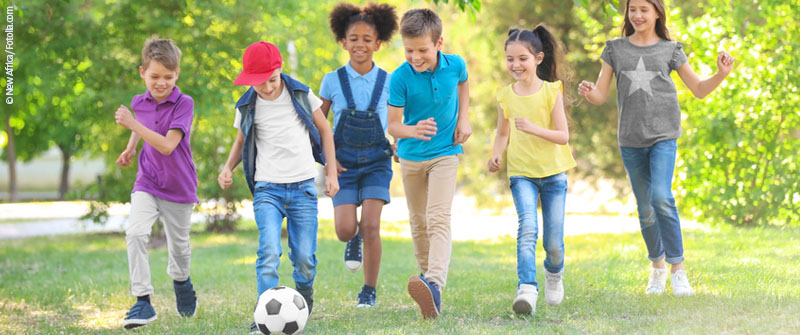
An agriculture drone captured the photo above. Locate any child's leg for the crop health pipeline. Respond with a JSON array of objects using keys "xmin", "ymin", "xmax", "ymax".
[
  {"xmin": 360, "ymin": 199, "xmax": 384, "ymax": 288},
  {"xmin": 540, "ymin": 172, "xmax": 567, "ymax": 274},
  {"xmin": 285, "ymin": 179, "xmax": 319, "ymax": 293},
  {"xmin": 646, "ymin": 140, "xmax": 684, "ymax": 267},
  {"xmin": 420, "ymin": 155, "xmax": 459, "ymax": 289},
  {"xmin": 334, "ymin": 205, "xmax": 359, "ymax": 242},
  {"xmin": 126, "ymin": 192, "xmax": 161, "ymax": 297},
  {"xmin": 509, "ymin": 177, "xmax": 541, "ymax": 288},
  {"xmin": 253, "ymin": 182, "xmax": 286, "ymax": 297},
  {"xmin": 159, "ymin": 199, "xmax": 194, "ymax": 282},
  {"xmin": 399, "ymin": 158, "xmax": 430, "ymax": 274},
  {"xmin": 620, "ymin": 146, "xmax": 666, "ymax": 264}
]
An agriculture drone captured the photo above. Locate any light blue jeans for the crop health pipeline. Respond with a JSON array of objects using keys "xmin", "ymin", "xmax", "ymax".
[
  {"xmin": 509, "ymin": 172, "xmax": 567, "ymax": 289},
  {"xmin": 252, "ymin": 179, "xmax": 318, "ymax": 297},
  {"xmin": 620, "ymin": 140, "xmax": 684, "ymax": 264}
]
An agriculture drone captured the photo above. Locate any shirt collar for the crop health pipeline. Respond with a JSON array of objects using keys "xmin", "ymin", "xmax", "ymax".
[
  {"xmin": 345, "ymin": 62, "xmax": 378, "ymax": 82},
  {"xmin": 145, "ymin": 85, "xmax": 182, "ymax": 104}
]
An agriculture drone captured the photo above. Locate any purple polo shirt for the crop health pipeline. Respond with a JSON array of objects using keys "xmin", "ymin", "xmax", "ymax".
[{"xmin": 131, "ymin": 86, "xmax": 198, "ymax": 204}]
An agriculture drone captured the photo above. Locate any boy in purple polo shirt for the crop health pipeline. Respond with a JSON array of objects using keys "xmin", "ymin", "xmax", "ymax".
[{"xmin": 114, "ymin": 35, "xmax": 198, "ymax": 330}]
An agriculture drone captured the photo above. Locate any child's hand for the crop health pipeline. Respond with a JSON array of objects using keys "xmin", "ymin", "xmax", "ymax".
[
  {"xmin": 488, "ymin": 155, "xmax": 502, "ymax": 173},
  {"xmin": 336, "ymin": 159, "xmax": 347, "ymax": 177},
  {"xmin": 116, "ymin": 149, "xmax": 135, "ymax": 167},
  {"xmin": 115, "ymin": 105, "xmax": 136, "ymax": 130},
  {"xmin": 717, "ymin": 51, "xmax": 735, "ymax": 76},
  {"xmin": 413, "ymin": 117, "xmax": 437, "ymax": 141},
  {"xmin": 391, "ymin": 141, "xmax": 399, "ymax": 163},
  {"xmin": 453, "ymin": 118, "xmax": 472, "ymax": 145},
  {"xmin": 514, "ymin": 117, "xmax": 535, "ymax": 134},
  {"xmin": 578, "ymin": 80, "xmax": 595, "ymax": 97},
  {"xmin": 218, "ymin": 168, "xmax": 233, "ymax": 190},
  {"xmin": 325, "ymin": 174, "xmax": 339, "ymax": 198}
]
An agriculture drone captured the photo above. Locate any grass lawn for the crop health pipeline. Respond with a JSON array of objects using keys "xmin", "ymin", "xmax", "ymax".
[{"xmin": 1, "ymin": 219, "xmax": 799, "ymax": 334}]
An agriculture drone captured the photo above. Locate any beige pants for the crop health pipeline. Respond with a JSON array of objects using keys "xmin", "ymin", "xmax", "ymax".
[
  {"xmin": 400, "ymin": 155, "xmax": 459, "ymax": 289},
  {"xmin": 126, "ymin": 191, "xmax": 194, "ymax": 297}
]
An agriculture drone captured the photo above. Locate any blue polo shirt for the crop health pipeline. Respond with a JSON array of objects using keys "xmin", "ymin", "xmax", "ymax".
[
  {"xmin": 319, "ymin": 62, "xmax": 391, "ymax": 130},
  {"xmin": 388, "ymin": 52, "xmax": 468, "ymax": 161}
]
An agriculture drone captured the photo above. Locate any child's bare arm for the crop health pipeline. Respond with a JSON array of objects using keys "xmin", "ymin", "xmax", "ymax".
[
  {"xmin": 676, "ymin": 52, "xmax": 734, "ymax": 99},
  {"xmin": 579, "ymin": 61, "xmax": 614, "ymax": 105},
  {"xmin": 116, "ymin": 132, "xmax": 141, "ymax": 167},
  {"xmin": 218, "ymin": 129, "xmax": 244, "ymax": 190},
  {"xmin": 312, "ymin": 108, "xmax": 339, "ymax": 198},
  {"xmin": 387, "ymin": 105, "xmax": 437, "ymax": 141},
  {"xmin": 319, "ymin": 98, "xmax": 332, "ymax": 119},
  {"xmin": 453, "ymin": 79, "xmax": 472, "ymax": 145},
  {"xmin": 514, "ymin": 92, "xmax": 570, "ymax": 145},
  {"xmin": 488, "ymin": 104, "xmax": 510, "ymax": 173},
  {"xmin": 115, "ymin": 105, "xmax": 183, "ymax": 156}
]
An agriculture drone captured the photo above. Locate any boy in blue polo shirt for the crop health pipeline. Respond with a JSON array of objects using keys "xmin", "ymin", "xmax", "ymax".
[{"xmin": 387, "ymin": 8, "xmax": 471, "ymax": 319}]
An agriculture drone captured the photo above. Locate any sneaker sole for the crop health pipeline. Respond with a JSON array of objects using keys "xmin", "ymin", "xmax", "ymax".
[
  {"xmin": 407, "ymin": 276, "xmax": 438, "ymax": 319},
  {"xmin": 512, "ymin": 298, "xmax": 532, "ymax": 315},
  {"xmin": 123, "ymin": 315, "xmax": 157, "ymax": 329}
]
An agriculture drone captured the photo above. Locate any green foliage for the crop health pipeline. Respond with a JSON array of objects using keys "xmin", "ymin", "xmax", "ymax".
[{"xmin": 671, "ymin": 0, "xmax": 800, "ymax": 226}]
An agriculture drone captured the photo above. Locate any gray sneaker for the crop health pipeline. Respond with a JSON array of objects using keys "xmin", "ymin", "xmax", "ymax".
[
  {"xmin": 544, "ymin": 270, "xmax": 564, "ymax": 305},
  {"xmin": 512, "ymin": 284, "xmax": 538, "ymax": 315},
  {"xmin": 646, "ymin": 267, "xmax": 668, "ymax": 295},
  {"xmin": 671, "ymin": 270, "xmax": 694, "ymax": 296}
]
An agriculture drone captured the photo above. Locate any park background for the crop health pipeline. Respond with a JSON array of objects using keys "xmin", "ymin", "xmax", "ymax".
[{"xmin": 1, "ymin": 0, "xmax": 799, "ymax": 334}]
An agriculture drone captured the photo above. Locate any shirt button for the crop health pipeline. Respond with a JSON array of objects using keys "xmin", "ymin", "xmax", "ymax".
[{"xmin": 155, "ymin": 121, "xmax": 159, "ymax": 124}]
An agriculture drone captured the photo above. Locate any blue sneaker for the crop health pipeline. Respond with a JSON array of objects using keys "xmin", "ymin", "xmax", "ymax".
[
  {"xmin": 344, "ymin": 231, "xmax": 362, "ymax": 272},
  {"xmin": 407, "ymin": 275, "xmax": 441, "ymax": 319},
  {"xmin": 173, "ymin": 277, "xmax": 197, "ymax": 317},
  {"xmin": 356, "ymin": 285, "xmax": 377, "ymax": 308},
  {"xmin": 123, "ymin": 300, "xmax": 157, "ymax": 329}
]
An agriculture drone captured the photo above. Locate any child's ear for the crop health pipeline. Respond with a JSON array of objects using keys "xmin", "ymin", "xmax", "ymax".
[
  {"xmin": 435, "ymin": 36, "xmax": 443, "ymax": 51},
  {"xmin": 375, "ymin": 40, "xmax": 382, "ymax": 51},
  {"xmin": 138, "ymin": 66, "xmax": 145, "ymax": 78},
  {"xmin": 536, "ymin": 52, "xmax": 545, "ymax": 65}
]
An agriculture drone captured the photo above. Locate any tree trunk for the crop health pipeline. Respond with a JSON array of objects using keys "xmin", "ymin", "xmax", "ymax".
[
  {"xmin": 58, "ymin": 146, "xmax": 71, "ymax": 200},
  {"xmin": 4, "ymin": 116, "xmax": 17, "ymax": 202}
]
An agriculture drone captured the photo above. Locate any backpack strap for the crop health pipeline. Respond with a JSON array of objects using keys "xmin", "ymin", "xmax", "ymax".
[{"xmin": 336, "ymin": 67, "xmax": 357, "ymax": 110}]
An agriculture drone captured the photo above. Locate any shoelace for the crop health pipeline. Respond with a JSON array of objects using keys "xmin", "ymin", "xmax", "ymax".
[{"xmin": 345, "ymin": 235, "xmax": 361, "ymax": 258}]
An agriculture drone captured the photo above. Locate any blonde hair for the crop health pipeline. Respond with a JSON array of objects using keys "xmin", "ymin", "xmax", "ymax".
[
  {"xmin": 141, "ymin": 35, "xmax": 182, "ymax": 71},
  {"xmin": 400, "ymin": 8, "xmax": 442, "ymax": 43}
]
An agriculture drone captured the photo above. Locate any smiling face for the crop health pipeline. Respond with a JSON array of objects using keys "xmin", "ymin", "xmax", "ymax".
[
  {"xmin": 253, "ymin": 68, "xmax": 283, "ymax": 101},
  {"xmin": 505, "ymin": 42, "xmax": 543, "ymax": 82},
  {"xmin": 626, "ymin": 0, "xmax": 660, "ymax": 35},
  {"xmin": 139, "ymin": 60, "xmax": 179, "ymax": 102},
  {"xmin": 342, "ymin": 21, "xmax": 382, "ymax": 67},
  {"xmin": 402, "ymin": 35, "xmax": 442, "ymax": 73}
]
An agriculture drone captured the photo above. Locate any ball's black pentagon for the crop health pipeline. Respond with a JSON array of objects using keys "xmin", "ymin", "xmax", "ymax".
[
  {"xmin": 266, "ymin": 298, "xmax": 282, "ymax": 315},
  {"xmin": 292, "ymin": 294, "xmax": 306, "ymax": 310},
  {"xmin": 257, "ymin": 323, "xmax": 271, "ymax": 335},
  {"xmin": 283, "ymin": 321, "xmax": 299, "ymax": 334}
]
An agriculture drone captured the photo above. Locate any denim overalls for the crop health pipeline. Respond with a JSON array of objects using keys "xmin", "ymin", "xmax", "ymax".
[{"xmin": 331, "ymin": 66, "xmax": 393, "ymax": 206}]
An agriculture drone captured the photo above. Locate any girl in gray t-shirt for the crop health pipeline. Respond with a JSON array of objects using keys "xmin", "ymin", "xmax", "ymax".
[{"xmin": 578, "ymin": 0, "xmax": 734, "ymax": 298}]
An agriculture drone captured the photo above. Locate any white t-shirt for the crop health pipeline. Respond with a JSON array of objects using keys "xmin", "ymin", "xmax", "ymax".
[{"xmin": 234, "ymin": 85, "xmax": 323, "ymax": 183}]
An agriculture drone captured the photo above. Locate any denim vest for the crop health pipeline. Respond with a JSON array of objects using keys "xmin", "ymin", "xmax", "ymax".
[{"xmin": 235, "ymin": 73, "xmax": 325, "ymax": 195}]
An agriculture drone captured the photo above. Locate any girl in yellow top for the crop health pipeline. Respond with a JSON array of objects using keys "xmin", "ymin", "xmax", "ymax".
[{"xmin": 488, "ymin": 25, "xmax": 576, "ymax": 316}]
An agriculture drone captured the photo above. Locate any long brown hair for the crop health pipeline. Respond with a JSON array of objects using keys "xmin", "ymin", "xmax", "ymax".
[{"xmin": 621, "ymin": 0, "xmax": 671, "ymax": 41}]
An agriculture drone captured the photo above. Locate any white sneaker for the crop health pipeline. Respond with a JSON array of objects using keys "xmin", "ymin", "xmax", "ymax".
[
  {"xmin": 512, "ymin": 284, "xmax": 538, "ymax": 315},
  {"xmin": 671, "ymin": 270, "xmax": 694, "ymax": 296},
  {"xmin": 544, "ymin": 270, "xmax": 564, "ymax": 306},
  {"xmin": 646, "ymin": 267, "xmax": 668, "ymax": 295}
]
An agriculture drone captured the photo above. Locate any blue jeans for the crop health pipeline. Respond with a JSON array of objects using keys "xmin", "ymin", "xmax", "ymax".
[
  {"xmin": 620, "ymin": 140, "xmax": 684, "ymax": 264},
  {"xmin": 509, "ymin": 172, "xmax": 567, "ymax": 289},
  {"xmin": 252, "ymin": 179, "xmax": 318, "ymax": 297}
]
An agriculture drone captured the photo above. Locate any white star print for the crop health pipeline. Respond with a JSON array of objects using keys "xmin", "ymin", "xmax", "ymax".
[{"xmin": 621, "ymin": 57, "xmax": 659, "ymax": 97}]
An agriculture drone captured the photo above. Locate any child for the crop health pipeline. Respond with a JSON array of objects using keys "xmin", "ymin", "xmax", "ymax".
[
  {"xmin": 488, "ymin": 25, "xmax": 575, "ymax": 315},
  {"xmin": 216, "ymin": 41, "xmax": 338, "ymax": 333},
  {"xmin": 578, "ymin": 0, "xmax": 734, "ymax": 296},
  {"xmin": 387, "ymin": 8, "xmax": 471, "ymax": 319},
  {"xmin": 114, "ymin": 35, "xmax": 198, "ymax": 329},
  {"xmin": 319, "ymin": 2, "xmax": 398, "ymax": 308}
]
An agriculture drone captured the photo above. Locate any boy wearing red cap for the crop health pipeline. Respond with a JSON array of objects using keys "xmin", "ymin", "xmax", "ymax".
[{"xmin": 217, "ymin": 41, "xmax": 338, "ymax": 333}]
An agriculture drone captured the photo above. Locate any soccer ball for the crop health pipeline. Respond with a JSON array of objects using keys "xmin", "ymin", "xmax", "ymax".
[{"xmin": 253, "ymin": 286, "xmax": 309, "ymax": 334}]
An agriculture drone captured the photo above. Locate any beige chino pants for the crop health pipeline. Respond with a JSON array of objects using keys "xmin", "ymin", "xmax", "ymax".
[
  {"xmin": 126, "ymin": 191, "xmax": 194, "ymax": 297},
  {"xmin": 399, "ymin": 155, "xmax": 459, "ymax": 289}
]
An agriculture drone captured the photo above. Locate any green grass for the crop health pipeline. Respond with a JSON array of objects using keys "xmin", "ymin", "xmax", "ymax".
[{"xmin": 1, "ymin": 220, "xmax": 799, "ymax": 334}]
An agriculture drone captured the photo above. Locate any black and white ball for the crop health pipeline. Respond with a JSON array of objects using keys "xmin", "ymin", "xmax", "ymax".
[{"xmin": 254, "ymin": 286, "xmax": 309, "ymax": 334}]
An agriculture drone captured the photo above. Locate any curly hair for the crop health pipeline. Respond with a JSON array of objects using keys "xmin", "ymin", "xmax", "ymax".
[{"xmin": 329, "ymin": 2, "xmax": 398, "ymax": 42}]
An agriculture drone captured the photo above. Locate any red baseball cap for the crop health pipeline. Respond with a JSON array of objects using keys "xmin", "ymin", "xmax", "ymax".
[{"xmin": 233, "ymin": 41, "xmax": 283, "ymax": 86}]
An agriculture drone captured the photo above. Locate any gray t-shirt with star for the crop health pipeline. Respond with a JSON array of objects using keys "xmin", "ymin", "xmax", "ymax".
[{"xmin": 601, "ymin": 37, "xmax": 688, "ymax": 148}]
